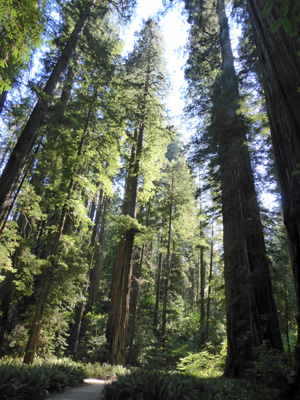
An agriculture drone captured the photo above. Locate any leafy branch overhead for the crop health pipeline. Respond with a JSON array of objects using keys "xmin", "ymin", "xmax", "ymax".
[{"xmin": 0, "ymin": 0, "xmax": 298, "ymax": 398}]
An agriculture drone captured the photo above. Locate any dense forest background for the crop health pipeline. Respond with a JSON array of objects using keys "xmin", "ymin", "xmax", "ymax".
[{"xmin": 0, "ymin": 0, "xmax": 300, "ymax": 399}]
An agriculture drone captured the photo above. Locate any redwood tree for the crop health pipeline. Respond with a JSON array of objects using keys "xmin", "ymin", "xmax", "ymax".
[
  {"xmin": 106, "ymin": 19, "xmax": 168, "ymax": 365},
  {"xmin": 245, "ymin": 0, "xmax": 300, "ymax": 396},
  {"xmin": 0, "ymin": 0, "xmax": 98, "ymax": 235},
  {"xmin": 184, "ymin": 0, "xmax": 283, "ymax": 377}
]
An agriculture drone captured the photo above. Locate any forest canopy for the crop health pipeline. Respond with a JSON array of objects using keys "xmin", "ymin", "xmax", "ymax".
[{"xmin": 0, "ymin": 0, "xmax": 300, "ymax": 399}]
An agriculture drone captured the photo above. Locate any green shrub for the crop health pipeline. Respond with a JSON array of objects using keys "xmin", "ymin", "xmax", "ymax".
[
  {"xmin": 136, "ymin": 334, "xmax": 193, "ymax": 370},
  {"xmin": 199, "ymin": 377, "xmax": 267, "ymax": 400},
  {"xmin": 104, "ymin": 369, "xmax": 205, "ymax": 400},
  {"xmin": 243, "ymin": 343, "xmax": 290, "ymax": 388},
  {"xmin": 0, "ymin": 358, "xmax": 86, "ymax": 399},
  {"xmin": 0, "ymin": 356, "xmax": 131, "ymax": 399},
  {"xmin": 83, "ymin": 362, "xmax": 128, "ymax": 380},
  {"xmin": 176, "ymin": 342, "xmax": 226, "ymax": 378}
]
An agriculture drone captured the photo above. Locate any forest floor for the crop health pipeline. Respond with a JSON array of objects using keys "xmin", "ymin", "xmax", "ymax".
[{"xmin": 47, "ymin": 378, "xmax": 107, "ymax": 400}]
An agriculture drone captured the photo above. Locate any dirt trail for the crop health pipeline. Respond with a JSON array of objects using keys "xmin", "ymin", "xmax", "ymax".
[{"xmin": 46, "ymin": 378, "xmax": 107, "ymax": 400}]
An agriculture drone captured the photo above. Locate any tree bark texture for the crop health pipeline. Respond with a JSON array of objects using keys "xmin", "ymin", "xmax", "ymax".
[
  {"xmin": 67, "ymin": 191, "xmax": 104, "ymax": 353},
  {"xmin": 69, "ymin": 192, "xmax": 107, "ymax": 350},
  {"xmin": 88, "ymin": 196, "xmax": 108, "ymax": 308},
  {"xmin": 128, "ymin": 244, "xmax": 145, "ymax": 364},
  {"xmin": 128, "ymin": 201, "xmax": 150, "ymax": 363},
  {"xmin": 106, "ymin": 116, "xmax": 145, "ymax": 365},
  {"xmin": 206, "ymin": 223, "xmax": 214, "ymax": 341},
  {"xmin": 23, "ymin": 127, "xmax": 85, "ymax": 363},
  {"xmin": 106, "ymin": 230, "xmax": 135, "ymax": 365},
  {"xmin": 0, "ymin": 1, "xmax": 94, "ymax": 234},
  {"xmin": 246, "ymin": 0, "xmax": 300, "ymax": 396},
  {"xmin": 23, "ymin": 268, "xmax": 52, "ymax": 364},
  {"xmin": 154, "ymin": 250, "xmax": 163, "ymax": 329},
  {"xmin": 216, "ymin": 0, "xmax": 282, "ymax": 378},
  {"xmin": 23, "ymin": 208, "xmax": 66, "ymax": 364},
  {"xmin": 199, "ymin": 191, "xmax": 206, "ymax": 345},
  {"xmin": 161, "ymin": 191, "xmax": 173, "ymax": 337},
  {"xmin": 67, "ymin": 302, "xmax": 85, "ymax": 354}
]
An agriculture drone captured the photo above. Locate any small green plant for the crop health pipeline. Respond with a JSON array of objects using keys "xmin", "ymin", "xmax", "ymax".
[
  {"xmin": 83, "ymin": 362, "xmax": 128, "ymax": 380},
  {"xmin": 104, "ymin": 369, "xmax": 205, "ymax": 400},
  {"xmin": 176, "ymin": 342, "xmax": 226, "ymax": 378},
  {"xmin": 244, "ymin": 343, "xmax": 291, "ymax": 389},
  {"xmin": 0, "ymin": 358, "xmax": 86, "ymax": 399},
  {"xmin": 135, "ymin": 333, "xmax": 193, "ymax": 370}
]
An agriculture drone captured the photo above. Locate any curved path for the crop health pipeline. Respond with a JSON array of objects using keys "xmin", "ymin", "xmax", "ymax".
[{"xmin": 47, "ymin": 378, "xmax": 107, "ymax": 400}]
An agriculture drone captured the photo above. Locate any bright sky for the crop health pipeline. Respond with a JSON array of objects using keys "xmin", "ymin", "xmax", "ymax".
[{"xmin": 120, "ymin": 0, "xmax": 190, "ymax": 134}]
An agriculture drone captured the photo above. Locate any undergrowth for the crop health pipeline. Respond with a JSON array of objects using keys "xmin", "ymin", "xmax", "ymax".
[
  {"xmin": 0, "ymin": 357, "xmax": 126, "ymax": 399},
  {"xmin": 103, "ymin": 369, "xmax": 282, "ymax": 400},
  {"xmin": 0, "ymin": 343, "xmax": 291, "ymax": 400},
  {"xmin": 0, "ymin": 359, "xmax": 86, "ymax": 399},
  {"xmin": 84, "ymin": 361, "xmax": 128, "ymax": 380},
  {"xmin": 104, "ymin": 343, "xmax": 290, "ymax": 400},
  {"xmin": 177, "ymin": 342, "xmax": 226, "ymax": 378},
  {"xmin": 104, "ymin": 369, "xmax": 205, "ymax": 400}
]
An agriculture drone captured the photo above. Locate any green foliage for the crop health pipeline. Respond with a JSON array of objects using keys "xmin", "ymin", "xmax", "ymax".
[
  {"xmin": 104, "ymin": 364, "xmax": 287, "ymax": 400},
  {"xmin": 261, "ymin": 0, "xmax": 300, "ymax": 36},
  {"xmin": 116, "ymin": 214, "xmax": 146, "ymax": 236},
  {"xmin": 0, "ymin": 2, "xmax": 294, "ymax": 398},
  {"xmin": 243, "ymin": 343, "xmax": 291, "ymax": 389},
  {"xmin": 282, "ymin": 328, "xmax": 297, "ymax": 354},
  {"xmin": 84, "ymin": 362, "xmax": 128, "ymax": 380},
  {"xmin": 74, "ymin": 329, "xmax": 109, "ymax": 364},
  {"xmin": 5, "ymin": 325, "xmax": 28, "ymax": 357},
  {"xmin": 0, "ymin": 221, "xmax": 19, "ymax": 281},
  {"xmin": 177, "ymin": 342, "xmax": 226, "ymax": 378},
  {"xmin": 104, "ymin": 369, "xmax": 205, "ymax": 400},
  {"xmin": 134, "ymin": 333, "xmax": 193, "ymax": 370},
  {"xmin": 195, "ymin": 376, "xmax": 280, "ymax": 400},
  {"xmin": 0, "ymin": 0, "xmax": 45, "ymax": 92},
  {"xmin": 0, "ymin": 354, "xmax": 282, "ymax": 400},
  {"xmin": 0, "ymin": 358, "xmax": 86, "ymax": 399}
]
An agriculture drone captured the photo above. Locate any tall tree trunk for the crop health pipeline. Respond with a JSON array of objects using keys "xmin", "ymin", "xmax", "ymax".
[
  {"xmin": 154, "ymin": 248, "xmax": 163, "ymax": 329},
  {"xmin": 128, "ymin": 201, "xmax": 151, "ymax": 363},
  {"xmin": 106, "ymin": 229, "xmax": 135, "ymax": 365},
  {"xmin": 23, "ymin": 268, "xmax": 53, "ymax": 364},
  {"xmin": 216, "ymin": 0, "xmax": 282, "ymax": 377},
  {"xmin": 161, "ymin": 190, "xmax": 173, "ymax": 337},
  {"xmin": 23, "ymin": 93, "xmax": 94, "ymax": 364},
  {"xmin": 106, "ymin": 121, "xmax": 145, "ymax": 365},
  {"xmin": 67, "ymin": 302, "xmax": 86, "ymax": 354},
  {"xmin": 128, "ymin": 243, "xmax": 145, "ymax": 364},
  {"xmin": 199, "ymin": 245, "xmax": 205, "ymax": 345},
  {"xmin": 199, "ymin": 185, "xmax": 206, "ymax": 346},
  {"xmin": 0, "ymin": 63, "xmax": 78, "ymax": 352},
  {"xmin": 0, "ymin": 90, "xmax": 8, "ymax": 115},
  {"xmin": 206, "ymin": 222, "xmax": 214, "ymax": 341},
  {"xmin": 190, "ymin": 260, "xmax": 196, "ymax": 309},
  {"xmin": 0, "ymin": 0, "xmax": 95, "ymax": 234},
  {"xmin": 88, "ymin": 197, "xmax": 108, "ymax": 308},
  {"xmin": 246, "ymin": 1, "xmax": 300, "ymax": 396},
  {"xmin": 23, "ymin": 196, "xmax": 68, "ymax": 364},
  {"xmin": 284, "ymin": 272, "xmax": 291, "ymax": 359},
  {"xmin": 67, "ymin": 190, "xmax": 104, "ymax": 353}
]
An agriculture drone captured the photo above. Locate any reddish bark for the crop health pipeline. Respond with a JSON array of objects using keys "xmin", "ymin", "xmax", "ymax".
[
  {"xmin": 216, "ymin": 0, "xmax": 282, "ymax": 377},
  {"xmin": 246, "ymin": 0, "xmax": 300, "ymax": 395}
]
